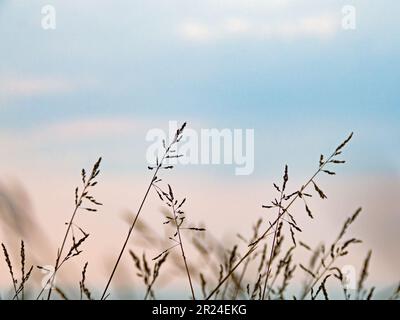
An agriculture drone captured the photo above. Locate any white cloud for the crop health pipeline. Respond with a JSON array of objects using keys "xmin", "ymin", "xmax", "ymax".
[
  {"xmin": 297, "ymin": 15, "xmax": 338, "ymax": 37},
  {"xmin": 178, "ymin": 0, "xmax": 341, "ymax": 43},
  {"xmin": 39, "ymin": 118, "xmax": 148, "ymax": 140},
  {"xmin": 0, "ymin": 118, "xmax": 208, "ymax": 152},
  {"xmin": 223, "ymin": 18, "xmax": 251, "ymax": 34},
  {"xmin": 0, "ymin": 118, "xmax": 153, "ymax": 151},
  {"xmin": 179, "ymin": 14, "xmax": 339, "ymax": 42},
  {"xmin": 201, "ymin": 0, "xmax": 289, "ymax": 11},
  {"xmin": 0, "ymin": 77, "xmax": 70, "ymax": 97},
  {"xmin": 0, "ymin": 75, "xmax": 97, "ymax": 102},
  {"xmin": 0, "ymin": 117, "xmax": 154, "ymax": 175},
  {"xmin": 180, "ymin": 22, "xmax": 211, "ymax": 42}
]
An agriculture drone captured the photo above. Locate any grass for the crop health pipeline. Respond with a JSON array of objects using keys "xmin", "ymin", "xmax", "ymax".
[
  {"xmin": 0, "ymin": 124, "xmax": 399, "ymax": 300},
  {"xmin": 36, "ymin": 157, "xmax": 102, "ymax": 300}
]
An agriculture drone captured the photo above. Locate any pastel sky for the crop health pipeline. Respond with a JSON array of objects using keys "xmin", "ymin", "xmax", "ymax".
[{"xmin": 0, "ymin": 1, "xmax": 399, "ymax": 297}]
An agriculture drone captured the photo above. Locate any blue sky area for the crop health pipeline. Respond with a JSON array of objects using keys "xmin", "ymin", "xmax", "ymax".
[{"xmin": 0, "ymin": 0, "xmax": 399, "ymax": 177}]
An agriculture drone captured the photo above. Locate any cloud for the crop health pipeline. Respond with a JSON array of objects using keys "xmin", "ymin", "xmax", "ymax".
[
  {"xmin": 39, "ymin": 117, "xmax": 148, "ymax": 141},
  {"xmin": 180, "ymin": 22, "xmax": 211, "ymax": 42},
  {"xmin": 179, "ymin": 14, "xmax": 339, "ymax": 42},
  {"xmin": 0, "ymin": 76, "xmax": 71, "ymax": 97},
  {"xmin": 0, "ymin": 74, "xmax": 97, "ymax": 102},
  {"xmin": 177, "ymin": 1, "xmax": 341, "ymax": 43},
  {"xmin": 0, "ymin": 117, "xmax": 145, "ymax": 151},
  {"xmin": 201, "ymin": 0, "xmax": 290, "ymax": 11},
  {"xmin": 0, "ymin": 118, "xmax": 210, "ymax": 149},
  {"xmin": 0, "ymin": 117, "xmax": 157, "ymax": 179}
]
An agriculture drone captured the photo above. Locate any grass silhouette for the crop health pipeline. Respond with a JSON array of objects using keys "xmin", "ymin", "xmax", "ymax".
[{"xmin": 0, "ymin": 124, "xmax": 399, "ymax": 300}]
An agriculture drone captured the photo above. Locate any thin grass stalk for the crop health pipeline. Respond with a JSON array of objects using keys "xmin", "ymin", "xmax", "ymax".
[
  {"xmin": 232, "ymin": 256, "xmax": 251, "ymax": 299},
  {"xmin": 44, "ymin": 182, "xmax": 92, "ymax": 300},
  {"xmin": 300, "ymin": 208, "xmax": 362, "ymax": 299},
  {"xmin": 171, "ymin": 201, "xmax": 196, "ymax": 300},
  {"xmin": 45, "ymin": 198, "xmax": 82, "ymax": 299},
  {"xmin": 1, "ymin": 243, "xmax": 19, "ymax": 300},
  {"xmin": 205, "ymin": 169, "xmax": 321, "ymax": 300},
  {"xmin": 101, "ymin": 160, "xmax": 163, "ymax": 300},
  {"xmin": 206, "ymin": 133, "xmax": 353, "ymax": 300},
  {"xmin": 261, "ymin": 181, "xmax": 285, "ymax": 300},
  {"xmin": 38, "ymin": 158, "xmax": 102, "ymax": 300},
  {"xmin": 20, "ymin": 240, "xmax": 25, "ymax": 300},
  {"xmin": 12, "ymin": 266, "xmax": 33, "ymax": 300},
  {"xmin": 302, "ymin": 258, "xmax": 335, "ymax": 299},
  {"xmin": 101, "ymin": 123, "xmax": 186, "ymax": 300}
]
